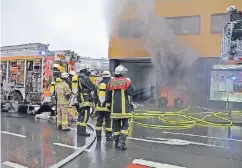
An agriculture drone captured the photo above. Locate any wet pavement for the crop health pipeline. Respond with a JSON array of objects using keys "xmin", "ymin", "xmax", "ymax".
[
  {"xmin": 1, "ymin": 116, "xmax": 93, "ymax": 168},
  {"xmin": 1, "ymin": 113, "xmax": 242, "ymax": 168}
]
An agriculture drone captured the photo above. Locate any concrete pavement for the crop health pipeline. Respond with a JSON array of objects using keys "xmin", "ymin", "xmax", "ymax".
[{"xmin": 1, "ymin": 113, "xmax": 242, "ymax": 168}]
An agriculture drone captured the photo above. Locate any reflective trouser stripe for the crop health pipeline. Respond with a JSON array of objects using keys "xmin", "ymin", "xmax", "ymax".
[
  {"xmin": 61, "ymin": 113, "xmax": 68, "ymax": 129},
  {"xmin": 121, "ymin": 129, "xmax": 129, "ymax": 135},
  {"xmin": 113, "ymin": 131, "xmax": 120, "ymax": 136},
  {"xmin": 105, "ymin": 127, "xmax": 112, "ymax": 132},
  {"xmin": 76, "ymin": 109, "xmax": 88, "ymax": 127},
  {"xmin": 96, "ymin": 127, "xmax": 102, "ymax": 131},
  {"xmin": 76, "ymin": 121, "xmax": 86, "ymax": 126}
]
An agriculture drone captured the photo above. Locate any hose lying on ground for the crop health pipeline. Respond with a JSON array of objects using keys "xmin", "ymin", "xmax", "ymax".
[
  {"xmin": 131, "ymin": 106, "xmax": 242, "ymax": 129},
  {"xmin": 49, "ymin": 122, "xmax": 96, "ymax": 168}
]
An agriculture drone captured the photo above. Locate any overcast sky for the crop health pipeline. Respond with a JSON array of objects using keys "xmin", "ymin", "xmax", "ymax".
[{"xmin": 1, "ymin": 0, "xmax": 109, "ymax": 58}]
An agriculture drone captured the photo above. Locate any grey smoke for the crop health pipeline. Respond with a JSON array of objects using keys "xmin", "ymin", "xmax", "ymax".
[{"xmin": 105, "ymin": 0, "xmax": 200, "ymax": 101}]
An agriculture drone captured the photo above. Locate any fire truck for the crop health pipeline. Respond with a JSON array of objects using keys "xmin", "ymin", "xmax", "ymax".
[
  {"xmin": 0, "ymin": 43, "xmax": 78, "ymax": 113},
  {"xmin": 210, "ymin": 6, "xmax": 242, "ymax": 108}
]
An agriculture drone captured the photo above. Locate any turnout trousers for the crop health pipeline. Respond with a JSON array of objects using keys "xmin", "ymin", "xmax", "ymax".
[
  {"xmin": 112, "ymin": 118, "xmax": 129, "ymax": 149},
  {"xmin": 96, "ymin": 111, "xmax": 112, "ymax": 140},
  {"xmin": 56, "ymin": 105, "xmax": 69, "ymax": 130},
  {"xmin": 76, "ymin": 106, "xmax": 91, "ymax": 136}
]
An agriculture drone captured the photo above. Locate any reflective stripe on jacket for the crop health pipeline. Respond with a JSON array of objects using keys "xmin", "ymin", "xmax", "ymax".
[{"xmin": 78, "ymin": 73, "xmax": 96, "ymax": 107}]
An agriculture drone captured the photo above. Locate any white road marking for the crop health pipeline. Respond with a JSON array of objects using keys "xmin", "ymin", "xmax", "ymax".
[
  {"xmin": 145, "ymin": 137, "xmax": 228, "ymax": 148},
  {"xmin": 128, "ymin": 137, "xmax": 228, "ymax": 148},
  {"xmin": 132, "ymin": 159, "xmax": 186, "ymax": 168},
  {"xmin": 1, "ymin": 131, "xmax": 27, "ymax": 138},
  {"xmin": 53, "ymin": 143, "xmax": 91, "ymax": 152},
  {"xmin": 163, "ymin": 131, "xmax": 242, "ymax": 142},
  {"xmin": 2, "ymin": 161, "xmax": 28, "ymax": 168}
]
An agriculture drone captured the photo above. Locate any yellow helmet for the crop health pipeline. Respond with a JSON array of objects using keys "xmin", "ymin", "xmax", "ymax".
[
  {"xmin": 69, "ymin": 71, "xmax": 76, "ymax": 76},
  {"xmin": 56, "ymin": 78, "xmax": 61, "ymax": 82}
]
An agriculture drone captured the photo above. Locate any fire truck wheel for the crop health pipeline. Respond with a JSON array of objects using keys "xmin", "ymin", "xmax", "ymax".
[
  {"xmin": 158, "ymin": 97, "xmax": 168, "ymax": 108},
  {"xmin": 11, "ymin": 92, "xmax": 23, "ymax": 112}
]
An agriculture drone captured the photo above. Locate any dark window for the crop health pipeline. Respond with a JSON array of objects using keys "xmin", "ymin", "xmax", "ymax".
[
  {"xmin": 166, "ymin": 15, "xmax": 200, "ymax": 35},
  {"xmin": 211, "ymin": 13, "xmax": 229, "ymax": 34}
]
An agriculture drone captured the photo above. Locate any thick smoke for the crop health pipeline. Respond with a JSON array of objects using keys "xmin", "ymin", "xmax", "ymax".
[{"xmin": 104, "ymin": 0, "xmax": 200, "ymax": 102}]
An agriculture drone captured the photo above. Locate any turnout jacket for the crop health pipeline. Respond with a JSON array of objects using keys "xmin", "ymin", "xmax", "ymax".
[
  {"xmin": 77, "ymin": 73, "xmax": 96, "ymax": 107},
  {"xmin": 107, "ymin": 77, "xmax": 135, "ymax": 119}
]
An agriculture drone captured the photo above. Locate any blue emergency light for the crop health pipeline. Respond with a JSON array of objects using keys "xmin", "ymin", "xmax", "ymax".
[{"xmin": 39, "ymin": 50, "xmax": 46, "ymax": 56}]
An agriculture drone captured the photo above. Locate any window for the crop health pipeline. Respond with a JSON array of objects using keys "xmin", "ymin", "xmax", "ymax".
[
  {"xmin": 211, "ymin": 13, "xmax": 229, "ymax": 34},
  {"xmin": 166, "ymin": 15, "xmax": 200, "ymax": 35},
  {"xmin": 119, "ymin": 20, "xmax": 143, "ymax": 38}
]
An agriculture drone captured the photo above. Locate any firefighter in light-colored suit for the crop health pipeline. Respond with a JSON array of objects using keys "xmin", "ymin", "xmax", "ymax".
[{"xmin": 55, "ymin": 72, "xmax": 71, "ymax": 131}]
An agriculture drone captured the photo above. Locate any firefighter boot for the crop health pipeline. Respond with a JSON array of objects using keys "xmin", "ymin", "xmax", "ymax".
[
  {"xmin": 57, "ymin": 125, "xmax": 62, "ymax": 130},
  {"xmin": 114, "ymin": 136, "xmax": 120, "ymax": 148},
  {"xmin": 78, "ymin": 126, "xmax": 90, "ymax": 137},
  {"xmin": 62, "ymin": 127, "xmax": 71, "ymax": 131},
  {"xmin": 118, "ymin": 134, "xmax": 127, "ymax": 150},
  {"xmin": 106, "ymin": 131, "xmax": 113, "ymax": 142}
]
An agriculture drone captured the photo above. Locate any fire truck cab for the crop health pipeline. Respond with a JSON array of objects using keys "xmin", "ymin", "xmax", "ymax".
[{"xmin": 0, "ymin": 43, "xmax": 78, "ymax": 114}]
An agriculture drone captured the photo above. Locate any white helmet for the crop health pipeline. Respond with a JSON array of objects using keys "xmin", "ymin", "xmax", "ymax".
[
  {"xmin": 114, "ymin": 65, "xmax": 128, "ymax": 76},
  {"xmin": 226, "ymin": 5, "xmax": 236, "ymax": 12},
  {"xmin": 102, "ymin": 70, "xmax": 111, "ymax": 78},
  {"xmin": 61, "ymin": 72, "xmax": 69, "ymax": 78},
  {"xmin": 54, "ymin": 64, "xmax": 60, "ymax": 69},
  {"xmin": 69, "ymin": 71, "xmax": 76, "ymax": 76}
]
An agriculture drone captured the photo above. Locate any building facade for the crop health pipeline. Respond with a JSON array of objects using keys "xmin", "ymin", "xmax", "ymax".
[
  {"xmin": 108, "ymin": 0, "xmax": 242, "ymax": 107},
  {"xmin": 109, "ymin": 0, "xmax": 242, "ymax": 59}
]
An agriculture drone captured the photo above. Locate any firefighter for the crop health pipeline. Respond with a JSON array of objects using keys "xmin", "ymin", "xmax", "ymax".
[
  {"xmin": 107, "ymin": 65, "xmax": 135, "ymax": 150},
  {"xmin": 226, "ymin": 5, "xmax": 242, "ymax": 21},
  {"xmin": 55, "ymin": 72, "xmax": 71, "ymax": 131},
  {"xmin": 95, "ymin": 70, "xmax": 112, "ymax": 141},
  {"xmin": 53, "ymin": 64, "xmax": 61, "ymax": 78},
  {"xmin": 76, "ymin": 65, "xmax": 96, "ymax": 136}
]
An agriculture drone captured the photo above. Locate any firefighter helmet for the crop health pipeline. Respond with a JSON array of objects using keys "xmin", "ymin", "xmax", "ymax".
[
  {"xmin": 69, "ymin": 71, "xmax": 76, "ymax": 76},
  {"xmin": 61, "ymin": 72, "xmax": 69, "ymax": 78},
  {"xmin": 102, "ymin": 70, "xmax": 111, "ymax": 78},
  {"xmin": 54, "ymin": 64, "xmax": 60, "ymax": 69},
  {"xmin": 226, "ymin": 5, "xmax": 236, "ymax": 12},
  {"xmin": 114, "ymin": 65, "xmax": 128, "ymax": 76},
  {"xmin": 79, "ymin": 64, "xmax": 89, "ymax": 71},
  {"xmin": 56, "ymin": 78, "xmax": 61, "ymax": 82}
]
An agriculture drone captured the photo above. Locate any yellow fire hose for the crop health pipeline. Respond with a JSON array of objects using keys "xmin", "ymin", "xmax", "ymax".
[{"xmin": 131, "ymin": 106, "xmax": 242, "ymax": 130}]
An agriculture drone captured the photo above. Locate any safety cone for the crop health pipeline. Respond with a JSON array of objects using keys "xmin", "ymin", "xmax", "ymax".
[{"xmin": 127, "ymin": 163, "xmax": 149, "ymax": 168}]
